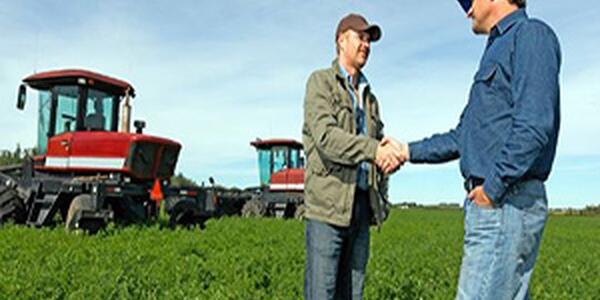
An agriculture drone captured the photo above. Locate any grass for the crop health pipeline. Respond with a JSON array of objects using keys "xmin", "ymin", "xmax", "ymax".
[{"xmin": 0, "ymin": 209, "xmax": 598, "ymax": 299}]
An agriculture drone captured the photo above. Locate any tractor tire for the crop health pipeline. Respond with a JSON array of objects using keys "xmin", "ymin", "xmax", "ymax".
[
  {"xmin": 294, "ymin": 203, "xmax": 306, "ymax": 220},
  {"xmin": 168, "ymin": 198, "xmax": 205, "ymax": 229},
  {"xmin": 0, "ymin": 176, "xmax": 27, "ymax": 225},
  {"xmin": 66, "ymin": 194, "xmax": 105, "ymax": 234},
  {"xmin": 241, "ymin": 198, "xmax": 266, "ymax": 217}
]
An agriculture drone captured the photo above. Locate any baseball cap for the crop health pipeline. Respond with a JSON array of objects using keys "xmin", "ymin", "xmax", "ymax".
[
  {"xmin": 335, "ymin": 13, "xmax": 382, "ymax": 42},
  {"xmin": 457, "ymin": 0, "xmax": 472, "ymax": 13}
]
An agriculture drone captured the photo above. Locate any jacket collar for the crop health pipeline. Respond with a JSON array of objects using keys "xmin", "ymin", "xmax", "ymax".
[
  {"xmin": 332, "ymin": 58, "xmax": 344, "ymax": 81},
  {"xmin": 331, "ymin": 58, "xmax": 369, "ymax": 90}
]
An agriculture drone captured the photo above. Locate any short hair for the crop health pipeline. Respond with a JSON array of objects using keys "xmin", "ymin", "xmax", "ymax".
[{"xmin": 509, "ymin": 0, "xmax": 526, "ymax": 8}]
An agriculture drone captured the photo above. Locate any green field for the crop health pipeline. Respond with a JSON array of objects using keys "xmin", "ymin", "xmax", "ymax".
[{"xmin": 1, "ymin": 209, "xmax": 598, "ymax": 299}]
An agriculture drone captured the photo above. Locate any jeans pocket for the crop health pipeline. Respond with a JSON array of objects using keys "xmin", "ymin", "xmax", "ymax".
[
  {"xmin": 466, "ymin": 200, "xmax": 502, "ymax": 231},
  {"xmin": 473, "ymin": 200, "xmax": 494, "ymax": 210}
]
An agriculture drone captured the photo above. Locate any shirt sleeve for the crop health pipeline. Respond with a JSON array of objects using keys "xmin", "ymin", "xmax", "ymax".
[
  {"xmin": 483, "ymin": 21, "xmax": 561, "ymax": 202},
  {"xmin": 408, "ymin": 110, "xmax": 464, "ymax": 164}
]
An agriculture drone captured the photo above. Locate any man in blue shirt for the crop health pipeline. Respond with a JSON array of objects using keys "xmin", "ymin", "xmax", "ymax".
[{"xmin": 387, "ymin": 0, "xmax": 561, "ymax": 298}]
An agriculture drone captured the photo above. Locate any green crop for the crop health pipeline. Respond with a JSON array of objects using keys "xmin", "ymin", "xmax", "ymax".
[{"xmin": 0, "ymin": 209, "xmax": 598, "ymax": 299}]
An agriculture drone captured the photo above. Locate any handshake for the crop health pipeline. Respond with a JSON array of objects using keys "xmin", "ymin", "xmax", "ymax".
[{"xmin": 375, "ymin": 137, "xmax": 409, "ymax": 175}]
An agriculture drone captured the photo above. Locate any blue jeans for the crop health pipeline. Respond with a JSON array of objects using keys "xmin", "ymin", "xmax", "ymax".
[
  {"xmin": 304, "ymin": 189, "xmax": 371, "ymax": 300},
  {"xmin": 456, "ymin": 179, "xmax": 548, "ymax": 300}
]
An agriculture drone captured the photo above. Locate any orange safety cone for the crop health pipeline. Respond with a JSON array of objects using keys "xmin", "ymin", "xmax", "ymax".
[{"xmin": 150, "ymin": 179, "xmax": 164, "ymax": 205}]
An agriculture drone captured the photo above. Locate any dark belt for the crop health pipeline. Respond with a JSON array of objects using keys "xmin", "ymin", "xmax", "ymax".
[
  {"xmin": 464, "ymin": 177, "xmax": 484, "ymax": 192},
  {"xmin": 355, "ymin": 188, "xmax": 369, "ymax": 199}
]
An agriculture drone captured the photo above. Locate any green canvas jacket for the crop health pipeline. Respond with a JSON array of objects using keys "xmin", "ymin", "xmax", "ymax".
[{"xmin": 302, "ymin": 58, "xmax": 390, "ymax": 228}]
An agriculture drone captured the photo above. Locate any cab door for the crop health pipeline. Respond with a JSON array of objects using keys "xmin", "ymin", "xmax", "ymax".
[{"xmin": 44, "ymin": 86, "xmax": 78, "ymax": 168}]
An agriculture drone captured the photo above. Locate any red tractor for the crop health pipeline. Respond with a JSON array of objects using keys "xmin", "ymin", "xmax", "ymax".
[
  {"xmin": 240, "ymin": 138, "xmax": 305, "ymax": 218},
  {"xmin": 0, "ymin": 69, "xmax": 209, "ymax": 232}
]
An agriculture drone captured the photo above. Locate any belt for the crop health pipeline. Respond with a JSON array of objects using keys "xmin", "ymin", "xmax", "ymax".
[
  {"xmin": 464, "ymin": 177, "xmax": 484, "ymax": 192},
  {"xmin": 355, "ymin": 188, "xmax": 369, "ymax": 198}
]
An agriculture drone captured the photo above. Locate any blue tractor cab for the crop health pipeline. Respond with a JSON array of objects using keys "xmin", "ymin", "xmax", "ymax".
[{"xmin": 250, "ymin": 138, "xmax": 304, "ymax": 187}]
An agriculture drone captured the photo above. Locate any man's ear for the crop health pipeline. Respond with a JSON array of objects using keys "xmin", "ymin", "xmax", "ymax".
[
  {"xmin": 338, "ymin": 31, "xmax": 345, "ymax": 42},
  {"xmin": 337, "ymin": 34, "xmax": 345, "ymax": 52}
]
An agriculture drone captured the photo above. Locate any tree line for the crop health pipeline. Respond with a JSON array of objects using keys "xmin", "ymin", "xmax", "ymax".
[{"xmin": 0, "ymin": 144, "xmax": 31, "ymax": 167}]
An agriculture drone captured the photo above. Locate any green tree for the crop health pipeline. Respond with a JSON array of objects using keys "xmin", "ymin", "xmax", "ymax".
[
  {"xmin": 170, "ymin": 172, "xmax": 199, "ymax": 188},
  {"xmin": 0, "ymin": 144, "xmax": 25, "ymax": 167}
]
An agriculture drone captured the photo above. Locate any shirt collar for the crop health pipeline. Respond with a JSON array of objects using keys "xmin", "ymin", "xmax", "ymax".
[
  {"xmin": 493, "ymin": 8, "xmax": 528, "ymax": 36},
  {"xmin": 337, "ymin": 62, "xmax": 369, "ymax": 90}
]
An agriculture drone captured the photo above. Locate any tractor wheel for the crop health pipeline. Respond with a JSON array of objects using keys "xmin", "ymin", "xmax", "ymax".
[
  {"xmin": 241, "ymin": 198, "xmax": 266, "ymax": 217},
  {"xmin": 294, "ymin": 203, "xmax": 306, "ymax": 220},
  {"xmin": 0, "ymin": 176, "xmax": 27, "ymax": 225},
  {"xmin": 168, "ymin": 198, "xmax": 204, "ymax": 229},
  {"xmin": 66, "ymin": 194, "xmax": 105, "ymax": 234}
]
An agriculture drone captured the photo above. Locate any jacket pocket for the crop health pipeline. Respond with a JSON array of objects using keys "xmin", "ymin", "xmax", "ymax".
[
  {"xmin": 334, "ymin": 104, "xmax": 354, "ymax": 133},
  {"xmin": 308, "ymin": 151, "xmax": 329, "ymax": 176},
  {"xmin": 369, "ymin": 110, "xmax": 384, "ymax": 139}
]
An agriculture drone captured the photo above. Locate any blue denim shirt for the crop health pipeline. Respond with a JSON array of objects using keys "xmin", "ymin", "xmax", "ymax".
[
  {"xmin": 338, "ymin": 64, "xmax": 370, "ymax": 191},
  {"xmin": 408, "ymin": 9, "xmax": 561, "ymax": 203}
]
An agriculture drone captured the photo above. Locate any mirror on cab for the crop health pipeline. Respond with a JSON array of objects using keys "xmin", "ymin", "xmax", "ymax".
[
  {"xmin": 17, "ymin": 84, "xmax": 26, "ymax": 110},
  {"xmin": 133, "ymin": 120, "xmax": 146, "ymax": 134}
]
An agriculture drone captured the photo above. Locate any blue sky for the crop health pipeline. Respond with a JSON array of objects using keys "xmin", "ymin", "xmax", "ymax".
[{"xmin": 1, "ymin": 1, "xmax": 598, "ymax": 208}]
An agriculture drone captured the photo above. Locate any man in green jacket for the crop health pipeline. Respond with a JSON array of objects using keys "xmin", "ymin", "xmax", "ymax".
[{"xmin": 302, "ymin": 13, "xmax": 403, "ymax": 299}]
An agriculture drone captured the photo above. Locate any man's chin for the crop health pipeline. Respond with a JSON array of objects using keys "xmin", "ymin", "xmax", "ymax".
[
  {"xmin": 471, "ymin": 19, "xmax": 492, "ymax": 35},
  {"xmin": 357, "ymin": 57, "xmax": 368, "ymax": 69},
  {"xmin": 471, "ymin": 24, "xmax": 486, "ymax": 35}
]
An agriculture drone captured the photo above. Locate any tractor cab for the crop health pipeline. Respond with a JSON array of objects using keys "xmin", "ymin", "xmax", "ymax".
[
  {"xmin": 250, "ymin": 139, "xmax": 304, "ymax": 191},
  {"xmin": 16, "ymin": 69, "xmax": 180, "ymax": 181},
  {"xmin": 2, "ymin": 69, "xmax": 203, "ymax": 232},
  {"xmin": 17, "ymin": 69, "xmax": 136, "ymax": 155}
]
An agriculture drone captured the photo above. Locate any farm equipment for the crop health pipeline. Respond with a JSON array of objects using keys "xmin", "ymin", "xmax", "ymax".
[
  {"xmin": 240, "ymin": 138, "xmax": 305, "ymax": 218},
  {"xmin": 0, "ymin": 69, "xmax": 211, "ymax": 232}
]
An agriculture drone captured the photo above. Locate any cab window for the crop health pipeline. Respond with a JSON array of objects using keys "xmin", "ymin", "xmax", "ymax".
[
  {"xmin": 84, "ymin": 89, "xmax": 114, "ymax": 131},
  {"xmin": 37, "ymin": 90, "xmax": 51, "ymax": 154},
  {"xmin": 54, "ymin": 86, "xmax": 78, "ymax": 136}
]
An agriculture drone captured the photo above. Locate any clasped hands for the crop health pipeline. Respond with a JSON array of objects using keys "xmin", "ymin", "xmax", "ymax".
[{"xmin": 375, "ymin": 137, "xmax": 409, "ymax": 175}]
